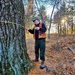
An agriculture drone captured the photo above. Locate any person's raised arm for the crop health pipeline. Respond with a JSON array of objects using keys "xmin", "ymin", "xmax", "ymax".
[{"xmin": 25, "ymin": 27, "xmax": 34, "ymax": 34}]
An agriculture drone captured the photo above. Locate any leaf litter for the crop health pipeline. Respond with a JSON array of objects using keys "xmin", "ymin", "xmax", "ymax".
[{"xmin": 26, "ymin": 34, "xmax": 75, "ymax": 75}]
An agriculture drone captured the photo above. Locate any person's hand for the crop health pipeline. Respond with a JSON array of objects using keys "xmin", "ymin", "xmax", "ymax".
[
  {"xmin": 25, "ymin": 28, "xmax": 29, "ymax": 31},
  {"xmin": 35, "ymin": 27, "xmax": 40, "ymax": 30}
]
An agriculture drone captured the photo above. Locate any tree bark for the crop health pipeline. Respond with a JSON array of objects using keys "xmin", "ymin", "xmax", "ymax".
[
  {"xmin": 0, "ymin": 0, "xmax": 31, "ymax": 75},
  {"xmin": 48, "ymin": 0, "xmax": 57, "ymax": 39}
]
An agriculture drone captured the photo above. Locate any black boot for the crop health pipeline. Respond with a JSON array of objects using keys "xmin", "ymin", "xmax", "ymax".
[{"xmin": 40, "ymin": 60, "xmax": 45, "ymax": 69}]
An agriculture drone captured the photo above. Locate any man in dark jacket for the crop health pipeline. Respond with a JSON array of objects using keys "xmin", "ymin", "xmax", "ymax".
[{"xmin": 26, "ymin": 18, "xmax": 47, "ymax": 69}]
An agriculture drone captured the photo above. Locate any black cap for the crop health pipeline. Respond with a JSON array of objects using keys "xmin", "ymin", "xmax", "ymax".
[{"xmin": 33, "ymin": 18, "xmax": 40, "ymax": 22}]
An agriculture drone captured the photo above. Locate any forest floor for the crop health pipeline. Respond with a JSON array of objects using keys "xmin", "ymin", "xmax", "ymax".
[{"xmin": 26, "ymin": 33, "xmax": 75, "ymax": 75}]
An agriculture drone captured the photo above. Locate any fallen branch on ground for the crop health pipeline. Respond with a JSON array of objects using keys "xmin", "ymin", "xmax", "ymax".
[{"xmin": 68, "ymin": 46, "xmax": 75, "ymax": 54}]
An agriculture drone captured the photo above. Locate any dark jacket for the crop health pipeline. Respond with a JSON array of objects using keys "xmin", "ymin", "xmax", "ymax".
[{"xmin": 28, "ymin": 23, "xmax": 46, "ymax": 39}]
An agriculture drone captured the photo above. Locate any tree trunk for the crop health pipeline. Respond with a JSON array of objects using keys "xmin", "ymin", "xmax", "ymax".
[
  {"xmin": 34, "ymin": 0, "xmax": 45, "ymax": 23},
  {"xmin": 48, "ymin": 1, "xmax": 59, "ymax": 38},
  {"xmin": 48, "ymin": 3, "xmax": 56, "ymax": 39},
  {"xmin": 0, "ymin": 0, "xmax": 31, "ymax": 75}
]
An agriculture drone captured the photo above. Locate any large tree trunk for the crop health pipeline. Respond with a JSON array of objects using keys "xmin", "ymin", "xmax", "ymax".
[{"xmin": 0, "ymin": 0, "xmax": 31, "ymax": 75}]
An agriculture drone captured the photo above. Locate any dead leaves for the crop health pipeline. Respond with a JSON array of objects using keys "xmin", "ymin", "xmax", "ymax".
[{"xmin": 26, "ymin": 34, "xmax": 75, "ymax": 75}]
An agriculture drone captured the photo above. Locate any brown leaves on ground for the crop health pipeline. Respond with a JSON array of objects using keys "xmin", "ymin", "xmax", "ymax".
[{"xmin": 26, "ymin": 34, "xmax": 75, "ymax": 75}]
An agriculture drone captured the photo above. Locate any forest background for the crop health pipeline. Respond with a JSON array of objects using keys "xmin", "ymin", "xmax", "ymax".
[{"xmin": 0, "ymin": 0, "xmax": 75, "ymax": 75}]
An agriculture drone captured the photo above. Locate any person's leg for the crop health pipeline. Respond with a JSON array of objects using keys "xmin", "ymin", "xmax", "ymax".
[
  {"xmin": 39, "ymin": 39, "xmax": 46, "ymax": 69},
  {"xmin": 34, "ymin": 40, "xmax": 40, "ymax": 61},
  {"xmin": 40, "ymin": 39, "xmax": 46, "ymax": 62}
]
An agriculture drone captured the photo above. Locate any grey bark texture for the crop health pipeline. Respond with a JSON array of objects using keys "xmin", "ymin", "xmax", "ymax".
[{"xmin": 0, "ymin": 0, "xmax": 31, "ymax": 75}]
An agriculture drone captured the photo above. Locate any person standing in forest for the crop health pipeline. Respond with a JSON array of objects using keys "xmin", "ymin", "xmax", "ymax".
[{"xmin": 26, "ymin": 18, "xmax": 47, "ymax": 69}]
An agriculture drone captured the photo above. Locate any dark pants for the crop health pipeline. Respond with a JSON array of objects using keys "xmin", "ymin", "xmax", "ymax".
[{"xmin": 35, "ymin": 39, "xmax": 46, "ymax": 61}]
